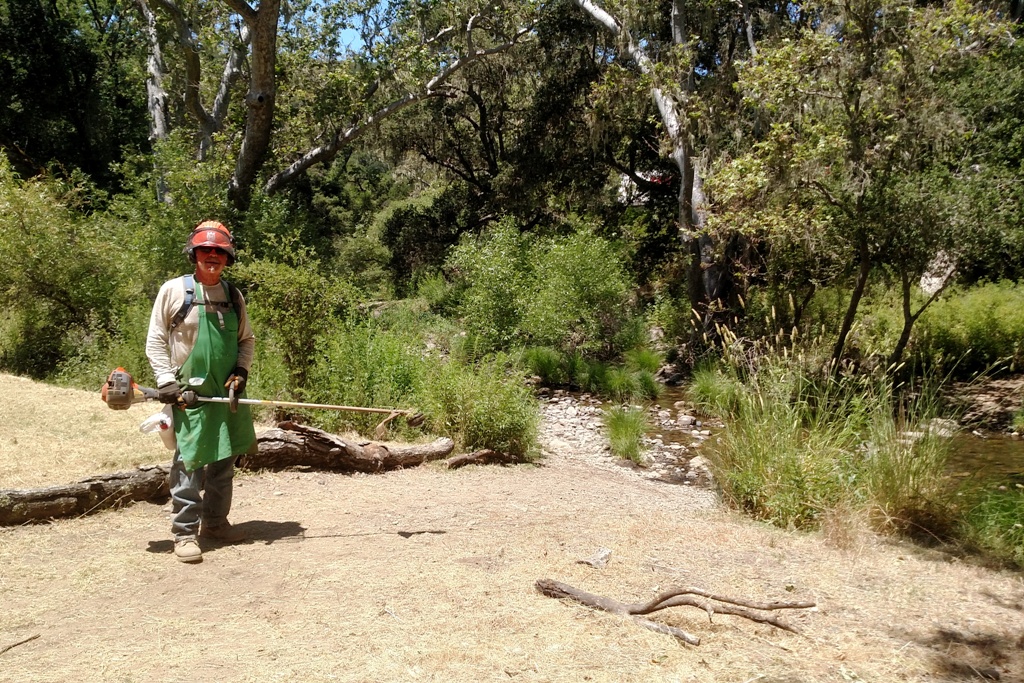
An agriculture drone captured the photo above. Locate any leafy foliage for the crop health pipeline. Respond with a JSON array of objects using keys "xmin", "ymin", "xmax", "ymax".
[{"xmin": 447, "ymin": 218, "xmax": 634, "ymax": 355}]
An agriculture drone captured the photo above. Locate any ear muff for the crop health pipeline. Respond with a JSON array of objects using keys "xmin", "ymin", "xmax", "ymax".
[{"xmin": 184, "ymin": 221, "xmax": 236, "ymax": 265}]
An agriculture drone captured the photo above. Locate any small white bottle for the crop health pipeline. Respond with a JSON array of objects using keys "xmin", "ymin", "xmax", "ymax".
[{"xmin": 139, "ymin": 406, "xmax": 176, "ymax": 451}]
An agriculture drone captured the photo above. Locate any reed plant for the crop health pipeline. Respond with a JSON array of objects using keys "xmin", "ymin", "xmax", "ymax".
[
  {"xmin": 603, "ymin": 405, "xmax": 648, "ymax": 463},
  {"xmin": 699, "ymin": 350, "xmax": 955, "ymax": 534}
]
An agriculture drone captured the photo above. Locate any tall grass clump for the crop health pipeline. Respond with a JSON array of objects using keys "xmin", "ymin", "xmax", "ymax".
[
  {"xmin": 687, "ymin": 361, "xmax": 744, "ymax": 417},
  {"xmin": 603, "ymin": 405, "xmax": 648, "ymax": 463},
  {"xmin": 624, "ymin": 347, "xmax": 662, "ymax": 374},
  {"xmin": 522, "ymin": 346, "xmax": 567, "ymax": 386},
  {"xmin": 700, "ymin": 352, "xmax": 955, "ymax": 533},
  {"xmin": 961, "ymin": 485, "xmax": 1024, "ymax": 568}
]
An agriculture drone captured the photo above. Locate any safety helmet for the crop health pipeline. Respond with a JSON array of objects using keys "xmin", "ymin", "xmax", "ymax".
[{"xmin": 184, "ymin": 220, "xmax": 236, "ymax": 265}]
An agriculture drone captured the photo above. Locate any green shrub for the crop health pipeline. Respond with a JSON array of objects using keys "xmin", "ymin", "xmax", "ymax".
[
  {"xmin": 419, "ymin": 356, "xmax": 539, "ymax": 458},
  {"xmin": 603, "ymin": 405, "xmax": 648, "ymax": 463},
  {"xmin": 916, "ymin": 282, "xmax": 1024, "ymax": 374},
  {"xmin": 447, "ymin": 219, "xmax": 534, "ymax": 352},
  {"xmin": 0, "ymin": 160, "xmax": 135, "ymax": 378},
  {"xmin": 447, "ymin": 219, "xmax": 636, "ymax": 356},
  {"xmin": 234, "ymin": 258, "xmax": 356, "ymax": 390},
  {"xmin": 521, "ymin": 229, "xmax": 631, "ymax": 354}
]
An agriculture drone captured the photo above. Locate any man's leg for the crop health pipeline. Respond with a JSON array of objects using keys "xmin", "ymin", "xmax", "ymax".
[
  {"xmin": 202, "ymin": 456, "xmax": 235, "ymax": 527},
  {"xmin": 169, "ymin": 448, "xmax": 203, "ymax": 538},
  {"xmin": 169, "ymin": 448, "xmax": 203, "ymax": 562}
]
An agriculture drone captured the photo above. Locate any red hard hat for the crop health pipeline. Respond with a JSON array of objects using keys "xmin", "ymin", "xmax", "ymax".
[{"xmin": 184, "ymin": 220, "xmax": 236, "ymax": 264}]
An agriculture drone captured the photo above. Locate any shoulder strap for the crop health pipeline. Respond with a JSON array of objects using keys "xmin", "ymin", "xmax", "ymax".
[
  {"xmin": 225, "ymin": 280, "xmax": 242, "ymax": 317},
  {"xmin": 169, "ymin": 274, "xmax": 196, "ymax": 331}
]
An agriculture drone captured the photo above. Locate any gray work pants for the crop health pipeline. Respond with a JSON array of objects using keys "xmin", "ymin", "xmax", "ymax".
[{"xmin": 169, "ymin": 448, "xmax": 235, "ymax": 539}]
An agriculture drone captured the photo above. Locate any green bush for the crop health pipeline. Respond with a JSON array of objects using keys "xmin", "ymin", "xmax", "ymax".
[
  {"xmin": 521, "ymin": 229, "xmax": 631, "ymax": 354},
  {"xmin": 234, "ymin": 258, "xmax": 356, "ymax": 390},
  {"xmin": 447, "ymin": 219, "xmax": 636, "ymax": 356},
  {"xmin": 419, "ymin": 356, "xmax": 539, "ymax": 458},
  {"xmin": 0, "ymin": 161, "xmax": 133, "ymax": 378},
  {"xmin": 447, "ymin": 219, "xmax": 534, "ymax": 352},
  {"xmin": 915, "ymin": 282, "xmax": 1024, "ymax": 374},
  {"xmin": 603, "ymin": 405, "xmax": 648, "ymax": 463}
]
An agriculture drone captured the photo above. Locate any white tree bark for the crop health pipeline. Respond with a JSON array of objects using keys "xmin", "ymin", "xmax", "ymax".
[{"xmin": 573, "ymin": 0, "xmax": 713, "ymax": 314}]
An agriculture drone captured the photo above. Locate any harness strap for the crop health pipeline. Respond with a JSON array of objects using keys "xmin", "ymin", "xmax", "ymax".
[
  {"xmin": 169, "ymin": 274, "xmax": 240, "ymax": 330},
  {"xmin": 169, "ymin": 274, "xmax": 196, "ymax": 331}
]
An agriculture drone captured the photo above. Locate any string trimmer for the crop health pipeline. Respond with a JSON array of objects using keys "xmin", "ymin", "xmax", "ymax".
[{"xmin": 102, "ymin": 367, "xmax": 426, "ymax": 438}]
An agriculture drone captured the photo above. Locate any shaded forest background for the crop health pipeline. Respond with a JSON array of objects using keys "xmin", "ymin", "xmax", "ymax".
[{"xmin": 2, "ymin": 0, "xmax": 1023, "ymax": 405}]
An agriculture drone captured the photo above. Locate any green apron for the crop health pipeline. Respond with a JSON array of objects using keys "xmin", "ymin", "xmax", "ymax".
[{"xmin": 173, "ymin": 281, "xmax": 256, "ymax": 472}]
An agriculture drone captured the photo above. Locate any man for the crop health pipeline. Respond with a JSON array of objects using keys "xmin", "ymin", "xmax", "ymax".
[{"xmin": 146, "ymin": 220, "xmax": 257, "ymax": 563}]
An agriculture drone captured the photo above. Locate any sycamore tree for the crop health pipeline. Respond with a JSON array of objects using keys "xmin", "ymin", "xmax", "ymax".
[
  {"xmin": 710, "ymin": 0, "xmax": 1008, "ymax": 369},
  {"xmin": 569, "ymin": 0, "xmax": 816, "ymax": 345},
  {"xmin": 134, "ymin": 0, "xmax": 537, "ymax": 209}
]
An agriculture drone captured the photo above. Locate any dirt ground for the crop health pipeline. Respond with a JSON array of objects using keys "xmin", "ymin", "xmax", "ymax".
[{"xmin": 2, "ymin": 377, "xmax": 1024, "ymax": 682}]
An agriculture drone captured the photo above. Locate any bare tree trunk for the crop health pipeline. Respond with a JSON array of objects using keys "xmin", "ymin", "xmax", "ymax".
[
  {"xmin": 574, "ymin": 0, "xmax": 716, "ymax": 339},
  {"xmin": 832, "ymin": 236, "xmax": 872, "ymax": 370},
  {"xmin": 887, "ymin": 259, "xmax": 955, "ymax": 370},
  {"xmin": 225, "ymin": 0, "xmax": 280, "ymax": 210},
  {"xmin": 135, "ymin": 0, "xmax": 170, "ymax": 202}
]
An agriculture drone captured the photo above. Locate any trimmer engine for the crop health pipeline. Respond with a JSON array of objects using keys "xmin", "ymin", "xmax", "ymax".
[{"xmin": 101, "ymin": 367, "xmax": 155, "ymax": 409}]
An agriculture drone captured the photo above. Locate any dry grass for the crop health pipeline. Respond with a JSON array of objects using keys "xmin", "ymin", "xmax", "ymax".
[
  {"xmin": 0, "ymin": 373, "xmax": 172, "ymax": 489},
  {"xmin": 2, "ymin": 373, "xmax": 1024, "ymax": 682}
]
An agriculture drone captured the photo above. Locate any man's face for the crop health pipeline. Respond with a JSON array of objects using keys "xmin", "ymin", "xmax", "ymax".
[{"xmin": 195, "ymin": 246, "xmax": 228, "ymax": 280}]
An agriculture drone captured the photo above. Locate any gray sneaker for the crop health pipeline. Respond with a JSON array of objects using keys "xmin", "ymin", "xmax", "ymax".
[{"xmin": 174, "ymin": 536, "xmax": 202, "ymax": 563}]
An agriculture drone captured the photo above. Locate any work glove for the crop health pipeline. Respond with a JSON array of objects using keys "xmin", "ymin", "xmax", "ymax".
[
  {"xmin": 156, "ymin": 381, "xmax": 183, "ymax": 405},
  {"xmin": 224, "ymin": 367, "xmax": 248, "ymax": 413},
  {"xmin": 224, "ymin": 367, "xmax": 248, "ymax": 396}
]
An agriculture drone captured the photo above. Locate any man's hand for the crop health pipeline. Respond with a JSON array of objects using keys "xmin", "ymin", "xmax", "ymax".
[
  {"xmin": 224, "ymin": 367, "xmax": 248, "ymax": 396},
  {"xmin": 157, "ymin": 381, "xmax": 182, "ymax": 405}
]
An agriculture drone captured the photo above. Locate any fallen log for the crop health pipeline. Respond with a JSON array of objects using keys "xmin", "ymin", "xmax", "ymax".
[
  {"xmin": 1, "ymin": 423, "xmax": 455, "ymax": 525},
  {"xmin": 242, "ymin": 421, "xmax": 454, "ymax": 472},
  {"xmin": 445, "ymin": 448, "xmax": 524, "ymax": 469},
  {"xmin": 0, "ymin": 465, "xmax": 170, "ymax": 526},
  {"xmin": 535, "ymin": 578, "xmax": 816, "ymax": 645}
]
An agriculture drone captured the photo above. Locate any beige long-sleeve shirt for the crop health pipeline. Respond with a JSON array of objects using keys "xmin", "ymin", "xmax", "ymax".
[{"xmin": 146, "ymin": 275, "xmax": 255, "ymax": 387}]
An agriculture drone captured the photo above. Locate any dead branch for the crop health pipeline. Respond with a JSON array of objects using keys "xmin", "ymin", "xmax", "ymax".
[
  {"xmin": 0, "ymin": 634, "xmax": 40, "ymax": 656},
  {"xmin": 535, "ymin": 578, "xmax": 816, "ymax": 644}
]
